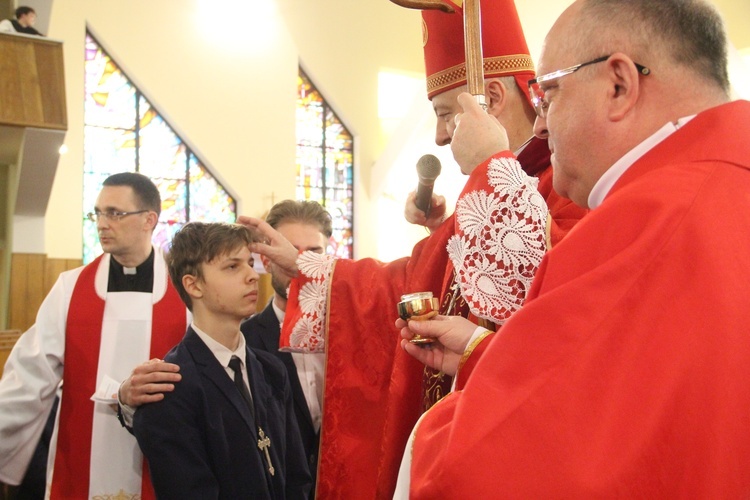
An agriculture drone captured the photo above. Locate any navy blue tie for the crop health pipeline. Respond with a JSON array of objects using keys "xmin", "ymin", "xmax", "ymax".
[{"xmin": 228, "ymin": 355, "xmax": 275, "ymax": 477}]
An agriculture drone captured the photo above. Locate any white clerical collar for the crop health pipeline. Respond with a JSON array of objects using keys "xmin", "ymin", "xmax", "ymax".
[
  {"xmin": 587, "ymin": 115, "xmax": 696, "ymax": 209},
  {"xmin": 192, "ymin": 321, "xmax": 247, "ymax": 368}
]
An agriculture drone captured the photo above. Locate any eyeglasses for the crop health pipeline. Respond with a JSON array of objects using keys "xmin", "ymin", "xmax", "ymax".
[
  {"xmin": 85, "ymin": 210, "xmax": 149, "ymax": 222},
  {"xmin": 528, "ymin": 55, "xmax": 651, "ymax": 118}
]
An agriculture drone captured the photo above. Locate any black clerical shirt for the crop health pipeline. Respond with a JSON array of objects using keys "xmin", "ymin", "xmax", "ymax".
[
  {"xmin": 107, "ymin": 248, "xmax": 155, "ymax": 293},
  {"xmin": 9, "ymin": 19, "xmax": 43, "ymax": 36}
]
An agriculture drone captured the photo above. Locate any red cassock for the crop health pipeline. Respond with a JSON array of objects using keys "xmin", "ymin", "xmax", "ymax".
[
  {"xmin": 410, "ymin": 100, "xmax": 750, "ymax": 498},
  {"xmin": 282, "ymin": 138, "xmax": 587, "ymax": 499}
]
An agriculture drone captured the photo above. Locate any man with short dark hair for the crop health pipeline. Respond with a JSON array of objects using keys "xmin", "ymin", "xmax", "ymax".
[
  {"xmin": 0, "ymin": 172, "xmax": 188, "ymax": 498},
  {"xmin": 397, "ymin": 0, "xmax": 750, "ymax": 496},
  {"xmin": 0, "ymin": 6, "xmax": 43, "ymax": 36}
]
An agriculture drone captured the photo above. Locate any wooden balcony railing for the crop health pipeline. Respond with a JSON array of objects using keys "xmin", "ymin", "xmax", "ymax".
[{"xmin": 0, "ymin": 32, "xmax": 66, "ymax": 130}]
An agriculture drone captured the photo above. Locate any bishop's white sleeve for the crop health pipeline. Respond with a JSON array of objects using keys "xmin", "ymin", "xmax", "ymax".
[{"xmin": 0, "ymin": 269, "xmax": 79, "ymax": 485}]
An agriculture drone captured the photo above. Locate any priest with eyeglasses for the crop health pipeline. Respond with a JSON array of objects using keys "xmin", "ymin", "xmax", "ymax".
[{"xmin": 0, "ymin": 172, "xmax": 188, "ymax": 499}]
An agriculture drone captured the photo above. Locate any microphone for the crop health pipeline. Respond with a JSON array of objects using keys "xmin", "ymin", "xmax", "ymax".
[{"xmin": 415, "ymin": 154, "xmax": 442, "ymax": 217}]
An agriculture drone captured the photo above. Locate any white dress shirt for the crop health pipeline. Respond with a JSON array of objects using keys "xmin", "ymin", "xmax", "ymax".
[
  {"xmin": 588, "ymin": 115, "xmax": 696, "ymax": 209},
  {"xmin": 272, "ymin": 300, "xmax": 325, "ymax": 432},
  {"xmin": 192, "ymin": 322, "xmax": 253, "ymax": 402}
]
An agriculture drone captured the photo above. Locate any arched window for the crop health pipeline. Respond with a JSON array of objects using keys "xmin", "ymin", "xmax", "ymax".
[
  {"xmin": 296, "ymin": 69, "xmax": 354, "ymax": 258},
  {"xmin": 83, "ymin": 31, "xmax": 236, "ymax": 264}
]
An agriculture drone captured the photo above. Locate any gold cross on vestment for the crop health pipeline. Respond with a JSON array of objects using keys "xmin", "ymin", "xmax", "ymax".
[{"xmin": 257, "ymin": 427, "xmax": 275, "ymax": 476}]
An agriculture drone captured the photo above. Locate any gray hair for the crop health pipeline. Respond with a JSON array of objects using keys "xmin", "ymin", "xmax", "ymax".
[{"xmin": 574, "ymin": 0, "xmax": 729, "ymax": 95}]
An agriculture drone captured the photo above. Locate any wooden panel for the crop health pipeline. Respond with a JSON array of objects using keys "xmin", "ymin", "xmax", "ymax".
[
  {"xmin": 256, "ymin": 273, "xmax": 273, "ymax": 313},
  {"xmin": 0, "ymin": 34, "xmax": 66, "ymax": 130},
  {"xmin": 35, "ymin": 43, "xmax": 67, "ymax": 127},
  {"xmin": 8, "ymin": 254, "xmax": 81, "ymax": 333},
  {"xmin": 9, "ymin": 253, "xmax": 45, "ymax": 332},
  {"xmin": 0, "ymin": 329, "xmax": 21, "ymax": 378},
  {"xmin": 18, "ymin": 42, "xmax": 44, "ymax": 124},
  {"xmin": 44, "ymin": 258, "xmax": 80, "ymax": 292},
  {"xmin": 8, "ymin": 253, "xmax": 30, "ymax": 331},
  {"xmin": 0, "ymin": 37, "xmax": 25, "ymax": 123}
]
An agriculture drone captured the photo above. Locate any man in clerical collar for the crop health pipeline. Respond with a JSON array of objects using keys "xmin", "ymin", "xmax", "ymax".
[{"xmin": 0, "ymin": 172, "xmax": 188, "ymax": 498}]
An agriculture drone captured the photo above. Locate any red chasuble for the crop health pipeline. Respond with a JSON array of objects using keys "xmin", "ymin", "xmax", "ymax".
[
  {"xmin": 282, "ymin": 138, "xmax": 586, "ymax": 499},
  {"xmin": 51, "ymin": 254, "xmax": 186, "ymax": 499},
  {"xmin": 410, "ymin": 100, "xmax": 750, "ymax": 497}
]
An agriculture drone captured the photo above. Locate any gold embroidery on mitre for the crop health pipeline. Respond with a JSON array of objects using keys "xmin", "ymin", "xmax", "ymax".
[
  {"xmin": 422, "ymin": 18, "xmax": 428, "ymax": 47},
  {"xmin": 426, "ymin": 54, "xmax": 535, "ymax": 95}
]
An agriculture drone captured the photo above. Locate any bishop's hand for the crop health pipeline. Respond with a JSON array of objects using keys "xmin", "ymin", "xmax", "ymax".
[
  {"xmin": 451, "ymin": 92, "xmax": 510, "ymax": 174},
  {"xmin": 396, "ymin": 315, "xmax": 477, "ymax": 376},
  {"xmin": 239, "ymin": 216, "xmax": 299, "ymax": 280}
]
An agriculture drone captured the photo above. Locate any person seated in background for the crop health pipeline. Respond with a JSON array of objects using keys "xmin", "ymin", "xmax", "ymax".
[
  {"xmin": 132, "ymin": 222, "xmax": 311, "ymax": 499},
  {"xmin": 0, "ymin": 7, "xmax": 44, "ymax": 36}
]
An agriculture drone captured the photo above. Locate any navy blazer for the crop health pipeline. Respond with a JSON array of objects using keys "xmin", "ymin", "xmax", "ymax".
[
  {"xmin": 133, "ymin": 327, "xmax": 311, "ymax": 500},
  {"xmin": 241, "ymin": 303, "xmax": 320, "ymax": 497}
]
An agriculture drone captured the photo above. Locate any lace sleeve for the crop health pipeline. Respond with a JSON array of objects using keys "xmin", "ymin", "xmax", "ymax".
[
  {"xmin": 282, "ymin": 251, "xmax": 336, "ymax": 353},
  {"xmin": 447, "ymin": 155, "xmax": 549, "ymax": 324}
]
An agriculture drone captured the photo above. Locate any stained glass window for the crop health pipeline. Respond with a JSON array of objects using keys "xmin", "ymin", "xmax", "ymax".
[
  {"xmin": 296, "ymin": 69, "xmax": 354, "ymax": 259},
  {"xmin": 83, "ymin": 32, "xmax": 236, "ymax": 263}
]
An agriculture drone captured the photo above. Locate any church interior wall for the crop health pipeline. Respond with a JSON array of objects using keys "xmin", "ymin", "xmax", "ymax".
[
  {"xmin": 14, "ymin": 0, "xmax": 750, "ymax": 263},
  {"xmin": 40, "ymin": 0, "xmax": 425, "ymax": 261}
]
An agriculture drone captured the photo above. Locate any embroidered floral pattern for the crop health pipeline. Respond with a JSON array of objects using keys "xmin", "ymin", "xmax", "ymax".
[
  {"xmin": 287, "ymin": 252, "xmax": 335, "ymax": 352},
  {"xmin": 285, "ymin": 155, "xmax": 548, "ymax": 350},
  {"xmin": 447, "ymin": 156, "xmax": 548, "ymax": 323}
]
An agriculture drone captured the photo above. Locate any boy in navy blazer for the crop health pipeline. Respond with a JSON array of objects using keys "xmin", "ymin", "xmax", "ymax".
[{"xmin": 133, "ymin": 222, "xmax": 311, "ymax": 499}]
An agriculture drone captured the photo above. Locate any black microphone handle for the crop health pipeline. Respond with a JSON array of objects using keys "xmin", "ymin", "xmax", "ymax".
[{"xmin": 415, "ymin": 180, "xmax": 434, "ymax": 217}]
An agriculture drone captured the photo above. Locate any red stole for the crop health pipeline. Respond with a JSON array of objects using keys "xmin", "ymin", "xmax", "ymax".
[{"xmin": 51, "ymin": 254, "xmax": 186, "ymax": 499}]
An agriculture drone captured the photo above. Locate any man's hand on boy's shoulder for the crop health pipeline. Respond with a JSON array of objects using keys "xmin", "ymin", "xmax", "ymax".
[{"xmin": 120, "ymin": 358, "xmax": 182, "ymax": 407}]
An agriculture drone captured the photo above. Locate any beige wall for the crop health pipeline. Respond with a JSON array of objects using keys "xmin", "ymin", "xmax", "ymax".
[
  {"xmin": 45, "ymin": 0, "xmax": 296, "ymax": 258},
  {"xmin": 277, "ymin": 0, "xmax": 425, "ymax": 256},
  {"xmin": 35, "ymin": 0, "xmax": 750, "ymax": 260},
  {"xmin": 713, "ymin": 0, "xmax": 750, "ymax": 50},
  {"xmin": 43, "ymin": 0, "xmax": 424, "ymax": 260}
]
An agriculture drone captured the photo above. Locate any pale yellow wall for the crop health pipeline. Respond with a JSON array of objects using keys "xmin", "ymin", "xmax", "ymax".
[
  {"xmin": 276, "ymin": 0, "xmax": 424, "ymax": 257},
  {"xmin": 42, "ymin": 0, "xmax": 424, "ymax": 259},
  {"xmin": 712, "ymin": 0, "xmax": 750, "ymax": 50},
  {"xmin": 516, "ymin": 0, "xmax": 750, "ymax": 62},
  {"xmin": 45, "ymin": 0, "xmax": 298, "ymax": 258},
  {"xmin": 34, "ymin": 0, "xmax": 750, "ymax": 260}
]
